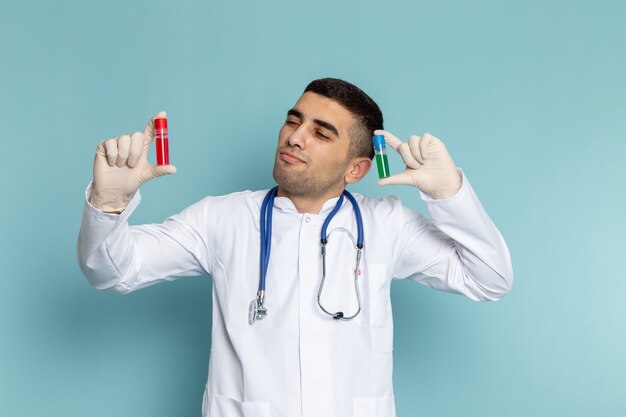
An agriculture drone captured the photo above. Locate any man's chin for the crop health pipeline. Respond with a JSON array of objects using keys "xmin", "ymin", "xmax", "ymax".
[{"xmin": 273, "ymin": 171, "xmax": 309, "ymax": 196}]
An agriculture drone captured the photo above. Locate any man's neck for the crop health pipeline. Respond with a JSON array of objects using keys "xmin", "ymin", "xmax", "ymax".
[{"xmin": 276, "ymin": 186, "xmax": 344, "ymax": 214}]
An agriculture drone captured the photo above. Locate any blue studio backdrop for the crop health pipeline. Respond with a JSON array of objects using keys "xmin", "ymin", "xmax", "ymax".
[{"xmin": 1, "ymin": 0, "xmax": 625, "ymax": 416}]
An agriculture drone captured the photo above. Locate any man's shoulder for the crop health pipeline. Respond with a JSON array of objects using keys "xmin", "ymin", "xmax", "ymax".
[
  {"xmin": 351, "ymin": 192, "xmax": 404, "ymax": 216},
  {"xmin": 180, "ymin": 189, "xmax": 267, "ymax": 218},
  {"xmin": 352, "ymin": 192, "xmax": 402, "ymax": 207},
  {"xmin": 196, "ymin": 189, "xmax": 267, "ymax": 206}
]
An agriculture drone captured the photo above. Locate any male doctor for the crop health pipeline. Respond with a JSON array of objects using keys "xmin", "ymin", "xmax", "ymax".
[{"xmin": 77, "ymin": 78, "xmax": 513, "ymax": 417}]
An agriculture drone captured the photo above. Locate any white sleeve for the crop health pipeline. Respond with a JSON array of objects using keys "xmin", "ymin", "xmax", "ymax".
[
  {"xmin": 392, "ymin": 171, "xmax": 513, "ymax": 301},
  {"xmin": 76, "ymin": 183, "xmax": 212, "ymax": 294}
]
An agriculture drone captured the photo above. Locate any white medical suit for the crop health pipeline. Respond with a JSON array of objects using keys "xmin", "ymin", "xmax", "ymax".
[{"xmin": 77, "ymin": 171, "xmax": 513, "ymax": 417}]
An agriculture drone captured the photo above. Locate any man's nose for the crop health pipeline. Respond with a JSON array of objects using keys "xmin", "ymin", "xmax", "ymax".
[{"xmin": 288, "ymin": 125, "xmax": 307, "ymax": 149}]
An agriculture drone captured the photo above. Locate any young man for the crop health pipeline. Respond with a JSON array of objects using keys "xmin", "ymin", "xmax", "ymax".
[{"xmin": 78, "ymin": 78, "xmax": 513, "ymax": 417}]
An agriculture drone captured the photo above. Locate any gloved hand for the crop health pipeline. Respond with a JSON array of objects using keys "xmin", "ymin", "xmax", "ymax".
[
  {"xmin": 90, "ymin": 111, "xmax": 177, "ymax": 213},
  {"xmin": 375, "ymin": 129, "xmax": 462, "ymax": 199}
]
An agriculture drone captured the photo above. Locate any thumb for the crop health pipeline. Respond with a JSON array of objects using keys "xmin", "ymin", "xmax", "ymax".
[
  {"xmin": 144, "ymin": 164, "xmax": 177, "ymax": 182},
  {"xmin": 377, "ymin": 170, "xmax": 414, "ymax": 187}
]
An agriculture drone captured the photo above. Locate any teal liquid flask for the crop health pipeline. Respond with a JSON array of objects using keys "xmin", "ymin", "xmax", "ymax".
[{"xmin": 372, "ymin": 134, "xmax": 390, "ymax": 179}]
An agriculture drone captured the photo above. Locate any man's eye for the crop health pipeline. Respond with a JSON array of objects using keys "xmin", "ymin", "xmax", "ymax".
[
  {"xmin": 316, "ymin": 131, "xmax": 330, "ymax": 140},
  {"xmin": 285, "ymin": 120, "xmax": 298, "ymax": 126}
]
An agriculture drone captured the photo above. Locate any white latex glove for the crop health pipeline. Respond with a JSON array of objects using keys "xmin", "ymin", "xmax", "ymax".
[
  {"xmin": 375, "ymin": 129, "xmax": 462, "ymax": 199},
  {"xmin": 90, "ymin": 111, "xmax": 177, "ymax": 213}
]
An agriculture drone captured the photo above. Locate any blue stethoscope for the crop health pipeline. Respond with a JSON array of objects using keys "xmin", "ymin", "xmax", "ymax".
[{"xmin": 249, "ymin": 186, "xmax": 365, "ymax": 324}]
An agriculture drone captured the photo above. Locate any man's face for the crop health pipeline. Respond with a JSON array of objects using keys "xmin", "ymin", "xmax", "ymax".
[{"xmin": 273, "ymin": 92, "xmax": 356, "ymax": 197}]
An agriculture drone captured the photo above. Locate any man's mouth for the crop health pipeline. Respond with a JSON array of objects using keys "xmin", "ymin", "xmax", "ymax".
[{"xmin": 279, "ymin": 150, "xmax": 307, "ymax": 164}]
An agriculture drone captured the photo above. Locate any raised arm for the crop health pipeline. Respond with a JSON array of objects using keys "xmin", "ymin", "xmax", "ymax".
[
  {"xmin": 77, "ymin": 112, "xmax": 210, "ymax": 294},
  {"xmin": 378, "ymin": 129, "xmax": 513, "ymax": 301}
]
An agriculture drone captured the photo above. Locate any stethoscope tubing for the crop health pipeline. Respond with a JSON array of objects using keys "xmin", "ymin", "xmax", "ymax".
[
  {"xmin": 259, "ymin": 187, "xmax": 278, "ymax": 292},
  {"xmin": 252, "ymin": 186, "xmax": 364, "ymax": 323}
]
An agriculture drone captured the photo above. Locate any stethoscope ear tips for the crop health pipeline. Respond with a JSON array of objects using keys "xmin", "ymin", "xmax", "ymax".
[{"xmin": 333, "ymin": 312, "xmax": 344, "ymax": 320}]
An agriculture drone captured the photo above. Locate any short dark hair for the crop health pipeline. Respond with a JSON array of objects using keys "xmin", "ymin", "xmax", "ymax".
[{"xmin": 304, "ymin": 78, "xmax": 383, "ymax": 159}]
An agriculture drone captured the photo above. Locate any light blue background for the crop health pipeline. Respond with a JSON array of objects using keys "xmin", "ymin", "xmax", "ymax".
[{"xmin": 1, "ymin": 0, "xmax": 625, "ymax": 416}]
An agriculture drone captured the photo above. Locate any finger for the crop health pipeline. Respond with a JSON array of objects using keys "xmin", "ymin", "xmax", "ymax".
[
  {"xmin": 377, "ymin": 170, "xmax": 414, "ymax": 187},
  {"xmin": 374, "ymin": 129, "xmax": 402, "ymax": 151},
  {"xmin": 420, "ymin": 133, "xmax": 437, "ymax": 160},
  {"xmin": 116, "ymin": 135, "xmax": 131, "ymax": 167},
  {"xmin": 143, "ymin": 111, "xmax": 167, "ymax": 145},
  {"xmin": 103, "ymin": 138, "xmax": 119, "ymax": 167},
  {"xmin": 96, "ymin": 140, "xmax": 107, "ymax": 157},
  {"xmin": 128, "ymin": 132, "xmax": 145, "ymax": 167},
  {"xmin": 408, "ymin": 135, "xmax": 426, "ymax": 164},
  {"xmin": 397, "ymin": 142, "xmax": 421, "ymax": 170},
  {"xmin": 374, "ymin": 129, "xmax": 421, "ymax": 169}
]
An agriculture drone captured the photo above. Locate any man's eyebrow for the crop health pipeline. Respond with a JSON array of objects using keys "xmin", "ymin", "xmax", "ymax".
[
  {"xmin": 313, "ymin": 118, "xmax": 339, "ymax": 138},
  {"xmin": 287, "ymin": 109, "xmax": 302, "ymax": 118},
  {"xmin": 286, "ymin": 108, "xmax": 340, "ymax": 138}
]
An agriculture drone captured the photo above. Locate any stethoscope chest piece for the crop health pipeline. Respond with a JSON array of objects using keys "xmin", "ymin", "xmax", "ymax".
[{"xmin": 249, "ymin": 294, "xmax": 267, "ymax": 324}]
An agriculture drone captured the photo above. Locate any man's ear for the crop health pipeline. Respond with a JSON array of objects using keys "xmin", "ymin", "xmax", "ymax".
[{"xmin": 345, "ymin": 157, "xmax": 372, "ymax": 184}]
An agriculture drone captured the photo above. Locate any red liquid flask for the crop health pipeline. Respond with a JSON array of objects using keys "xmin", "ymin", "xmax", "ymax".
[{"xmin": 154, "ymin": 118, "xmax": 169, "ymax": 165}]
